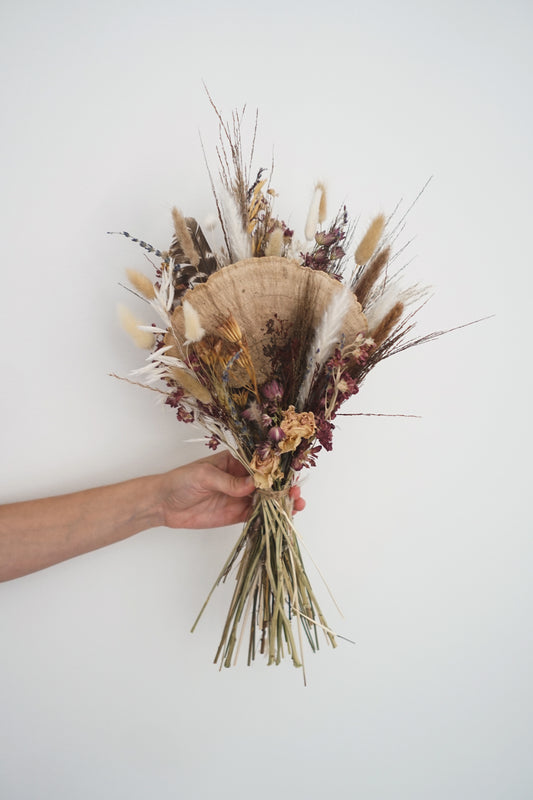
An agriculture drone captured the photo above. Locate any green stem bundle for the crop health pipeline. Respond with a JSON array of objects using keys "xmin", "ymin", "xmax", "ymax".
[{"xmin": 191, "ymin": 490, "xmax": 336, "ymax": 672}]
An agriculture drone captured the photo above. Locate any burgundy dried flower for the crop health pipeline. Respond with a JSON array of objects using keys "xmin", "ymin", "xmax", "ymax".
[
  {"xmin": 165, "ymin": 387, "xmax": 185, "ymax": 408},
  {"xmin": 316, "ymin": 417, "xmax": 334, "ymax": 451},
  {"xmin": 176, "ymin": 407, "xmax": 194, "ymax": 423}
]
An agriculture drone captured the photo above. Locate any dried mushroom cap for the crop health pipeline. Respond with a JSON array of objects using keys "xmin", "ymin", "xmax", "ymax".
[{"xmin": 168, "ymin": 257, "xmax": 368, "ymax": 383}]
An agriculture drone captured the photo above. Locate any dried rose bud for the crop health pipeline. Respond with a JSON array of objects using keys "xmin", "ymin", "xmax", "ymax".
[
  {"xmin": 268, "ymin": 426, "xmax": 286, "ymax": 443},
  {"xmin": 315, "ymin": 230, "xmax": 339, "ymax": 246},
  {"xmin": 262, "ymin": 380, "xmax": 283, "ymax": 401},
  {"xmin": 312, "ymin": 247, "xmax": 328, "ymax": 264},
  {"xmin": 332, "ymin": 246, "xmax": 345, "ymax": 260}
]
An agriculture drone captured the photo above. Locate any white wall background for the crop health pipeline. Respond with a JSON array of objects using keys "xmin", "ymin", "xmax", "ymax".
[{"xmin": 1, "ymin": 1, "xmax": 531, "ymax": 798}]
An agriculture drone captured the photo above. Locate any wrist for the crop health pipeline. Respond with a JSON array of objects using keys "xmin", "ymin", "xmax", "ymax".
[{"xmin": 124, "ymin": 473, "xmax": 167, "ymax": 534}]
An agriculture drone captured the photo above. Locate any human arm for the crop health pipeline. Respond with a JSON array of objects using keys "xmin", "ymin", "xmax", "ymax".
[{"xmin": 0, "ymin": 451, "xmax": 304, "ymax": 582}]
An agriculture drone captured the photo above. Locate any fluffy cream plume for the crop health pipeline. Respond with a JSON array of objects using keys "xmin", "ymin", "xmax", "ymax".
[
  {"xmin": 296, "ymin": 286, "xmax": 353, "ymax": 409},
  {"xmin": 171, "ymin": 367, "xmax": 212, "ymax": 404},
  {"xmin": 354, "ymin": 214, "xmax": 386, "ymax": 265},
  {"xmin": 264, "ymin": 227, "xmax": 285, "ymax": 257},
  {"xmin": 220, "ymin": 186, "xmax": 252, "ymax": 263},
  {"xmin": 126, "ymin": 268, "xmax": 156, "ymax": 300},
  {"xmin": 117, "ymin": 305, "xmax": 155, "ymax": 349},
  {"xmin": 304, "ymin": 182, "xmax": 327, "ymax": 241},
  {"xmin": 182, "ymin": 299, "xmax": 206, "ymax": 344},
  {"xmin": 171, "ymin": 207, "xmax": 200, "ymax": 267}
]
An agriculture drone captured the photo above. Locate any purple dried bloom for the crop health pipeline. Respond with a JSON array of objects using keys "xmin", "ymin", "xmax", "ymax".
[
  {"xmin": 268, "ymin": 426, "xmax": 286, "ymax": 443},
  {"xmin": 315, "ymin": 230, "xmax": 339, "ymax": 246},
  {"xmin": 256, "ymin": 441, "xmax": 272, "ymax": 459},
  {"xmin": 262, "ymin": 380, "xmax": 283, "ymax": 401}
]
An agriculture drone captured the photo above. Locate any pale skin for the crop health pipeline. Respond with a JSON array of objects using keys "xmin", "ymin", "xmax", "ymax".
[{"xmin": 0, "ymin": 450, "xmax": 305, "ymax": 583}]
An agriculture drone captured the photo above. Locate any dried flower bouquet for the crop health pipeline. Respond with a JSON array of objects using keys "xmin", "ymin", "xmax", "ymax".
[{"xmin": 115, "ymin": 103, "xmax": 434, "ymax": 674}]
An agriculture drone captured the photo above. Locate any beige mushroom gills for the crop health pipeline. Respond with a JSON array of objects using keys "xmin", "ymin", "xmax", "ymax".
[{"xmin": 167, "ymin": 257, "xmax": 368, "ymax": 384}]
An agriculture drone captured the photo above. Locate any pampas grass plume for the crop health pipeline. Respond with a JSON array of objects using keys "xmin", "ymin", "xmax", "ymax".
[
  {"xmin": 355, "ymin": 214, "xmax": 386, "ymax": 265},
  {"xmin": 126, "ymin": 268, "xmax": 156, "ymax": 300},
  {"xmin": 118, "ymin": 305, "xmax": 155, "ymax": 349}
]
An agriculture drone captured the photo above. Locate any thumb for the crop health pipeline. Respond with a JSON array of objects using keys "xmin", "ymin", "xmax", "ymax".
[
  {"xmin": 224, "ymin": 472, "xmax": 256, "ymax": 497},
  {"xmin": 204, "ymin": 464, "xmax": 255, "ymax": 497}
]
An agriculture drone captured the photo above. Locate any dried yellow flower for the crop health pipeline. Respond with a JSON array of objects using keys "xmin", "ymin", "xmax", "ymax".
[
  {"xmin": 250, "ymin": 450, "xmax": 283, "ymax": 489},
  {"xmin": 278, "ymin": 406, "xmax": 316, "ymax": 453}
]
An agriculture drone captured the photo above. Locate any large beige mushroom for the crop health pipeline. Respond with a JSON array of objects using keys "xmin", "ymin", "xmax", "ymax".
[{"xmin": 168, "ymin": 257, "xmax": 368, "ymax": 384}]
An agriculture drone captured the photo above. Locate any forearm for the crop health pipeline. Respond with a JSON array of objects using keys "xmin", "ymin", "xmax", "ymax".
[{"xmin": 0, "ymin": 474, "xmax": 166, "ymax": 582}]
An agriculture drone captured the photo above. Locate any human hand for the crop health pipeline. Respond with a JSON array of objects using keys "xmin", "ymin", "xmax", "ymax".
[{"xmin": 158, "ymin": 450, "xmax": 304, "ymax": 530}]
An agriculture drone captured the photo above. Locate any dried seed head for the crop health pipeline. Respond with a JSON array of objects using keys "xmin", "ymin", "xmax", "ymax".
[
  {"xmin": 317, "ymin": 181, "xmax": 327, "ymax": 223},
  {"xmin": 353, "ymin": 246, "xmax": 390, "ymax": 306},
  {"xmin": 369, "ymin": 301, "xmax": 404, "ymax": 348},
  {"xmin": 117, "ymin": 305, "xmax": 155, "ymax": 349},
  {"xmin": 125, "ymin": 268, "xmax": 156, "ymax": 300},
  {"xmin": 264, "ymin": 227, "xmax": 285, "ymax": 257},
  {"xmin": 354, "ymin": 214, "xmax": 386, "ymax": 265},
  {"xmin": 182, "ymin": 299, "xmax": 206, "ymax": 344},
  {"xmin": 170, "ymin": 367, "xmax": 212, "ymax": 404},
  {"xmin": 304, "ymin": 182, "xmax": 327, "ymax": 241}
]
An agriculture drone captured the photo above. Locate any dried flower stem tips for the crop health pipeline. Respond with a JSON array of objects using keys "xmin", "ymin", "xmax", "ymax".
[{"xmin": 354, "ymin": 213, "xmax": 386, "ymax": 265}]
